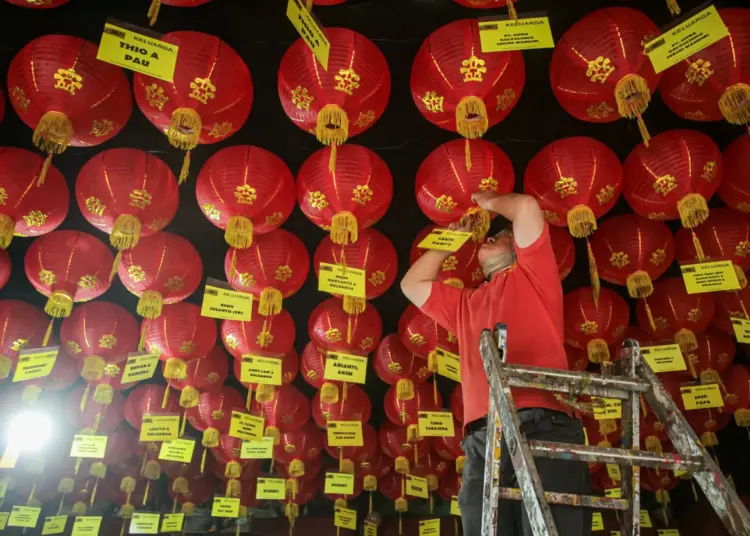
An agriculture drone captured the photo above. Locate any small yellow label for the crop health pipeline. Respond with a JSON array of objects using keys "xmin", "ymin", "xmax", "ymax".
[
  {"xmin": 418, "ymin": 411, "xmax": 455, "ymax": 437},
  {"xmin": 364, "ymin": 521, "xmax": 378, "ymax": 536},
  {"xmin": 129, "ymin": 513, "xmax": 160, "ymax": 534},
  {"xmin": 240, "ymin": 437, "xmax": 275, "ymax": 459},
  {"xmin": 13, "ymin": 347, "xmax": 58, "ymax": 382},
  {"xmin": 674, "ymin": 467, "xmax": 688, "ymax": 478},
  {"xmin": 256, "ymin": 478, "xmax": 286, "ymax": 500},
  {"xmin": 158, "ymin": 439, "xmax": 195, "ymax": 463},
  {"xmin": 681, "ymin": 384, "xmax": 724, "ymax": 410},
  {"xmin": 0, "ymin": 444, "xmax": 20, "ymax": 469},
  {"xmin": 334, "ymin": 507, "xmax": 357, "ymax": 530},
  {"xmin": 160, "ymin": 513, "xmax": 184, "ymax": 533},
  {"xmin": 327, "ymin": 421, "xmax": 363, "ymax": 447},
  {"xmin": 71, "ymin": 516, "xmax": 102, "ymax": 536},
  {"xmin": 612, "ymin": 532, "xmax": 622, "ymax": 536},
  {"xmin": 201, "ymin": 281, "xmax": 253, "ymax": 322},
  {"xmin": 97, "ymin": 22, "xmax": 178, "ymax": 82},
  {"xmin": 0, "ymin": 512, "xmax": 8, "ymax": 530},
  {"xmin": 451, "ymin": 496, "xmax": 461, "ymax": 516},
  {"xmin": 658, "ymin": 531, "xmax": 680, "ymax": 536},
  {"xmin": 592, "ymin": 512, "xmax": 604, "ymax": 531},
  {"xmin": 732, "ymin": 318, "xmax": 750, "ymax": 344},
  {"xmin": 121, "ymin": 352, "xmax": 160, "ymax": 384},
  {"xmin": 436, "ymin": 347, "xmax": 461, "ymax": 382},
  {"xmin": 140, "ymin": 415, "xmax": 180, "ymax": 442},
  {"xmin": 680, "ymin": 260, "xmax": 740, "ymax": 294},
  {"xmin": 641, "ymin": 510, "xmax": 652, "ymax": 528},
  {"xmin": 42, "ymin": 515, "xmax": 67, "ymax": 535},
  {"xmin": 324, "ymin": 351, "xmax": 368, "ymax": 384},
  {"xmin": 70, "ymin": 435, "xmax": 108, "ymax": 459},
  {"xmin": 406, "ymin": 474, "xmax": 429, "ymax": 499},
  {"xmin": 641, "ymin": 344, "xmax": 687, "ymax": 373},
  {"xmin": 318, "ymin": 263, "xmax": 366, "ymax": 298},
  {"xmin": 211, "ymin": 497, "xmax": 240, "ymax": 518},
  {"xmin": 240, "ymin": 355, "xmax": 282, "ymax": 386},
  {"xmin": 646, "ymin": 5, "xmax": 729, "ymax": 73},
  {"xmin": 229, "ymin": 411, "xmax": 264, "ymax": 442},
  {"xmin": 8, "ymin": 505, "xmax": 41, "ymax": 528},
  {"xmin": 325, "ymin": 472, "xmax": 355, "ymax": 495},
  {"xmin": 594, "ymin": 398, "xmax": 622, "ymax": 420},
  {"xmin": 478, "ymin": 17, "xmax": 555, "ymax": 52},
  {"xmin": 605, "ymin": 488, "xmax": 622, "ymax": 499},
  {"xmin": 607, "ymin": 464, "xmax": 622, "ymax": 482},
  {"xmin": 419, "ymin": 519, "xmax": 440, "ymax": 536},
  {"xmin": 286, "ymin": 0, "xmax": 330, "ymax": 70},
  {"xmin": 417, "ymin": 229, "xmax": 473, "ymax": 252}
]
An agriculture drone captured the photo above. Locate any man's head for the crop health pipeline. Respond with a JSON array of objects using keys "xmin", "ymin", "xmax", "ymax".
[{"xmin": 478, "ymin": 228, "xmax": 516, "ymax": 278}]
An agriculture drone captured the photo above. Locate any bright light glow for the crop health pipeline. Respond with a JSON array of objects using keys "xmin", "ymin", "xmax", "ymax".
[{"xmin": 7, "ymin": 411, "xmax": 52, "ymax": 452}]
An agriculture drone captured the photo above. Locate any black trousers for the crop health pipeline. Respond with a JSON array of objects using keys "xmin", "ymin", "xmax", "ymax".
[{"xmin": 458, "ymin": 408, "xmax": 592, "ymax": 536}]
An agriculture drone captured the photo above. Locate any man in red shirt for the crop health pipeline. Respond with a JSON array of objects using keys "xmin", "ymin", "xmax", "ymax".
[{"xmin": 401, "ymin": 191, "xmax": 591, "ymax": 536}]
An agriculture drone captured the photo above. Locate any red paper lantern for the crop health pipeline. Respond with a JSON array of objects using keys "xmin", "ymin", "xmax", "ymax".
[
  {"xmin": 276, "ymin": 457, "xmax": 322, "ymax": 483},
  {"xmin": 224, "ymin": 229, "xmax": 309, "ymax": 316},
  {"xmin": 232, "ymin": 349, "xmax": 298, "ymax": 406},
  {"xmin": 196, "ymin": 145, "xmax": 295, "ymax": 248},
  {"xmin": 134, "ymin": 31, "xmax": 253, "ymax": 183},
  {"xmin": 398, "ymin": 304, "xmax": 459, "ymax": 360},
  {"xmin": 117, "ymin": 232, "xmax": 203, "ymax": 319},
  {"xmin": 221, "ymin": 307, "xmax": 296, "ymax": 357},
  {"xmin": 5, "ymin": 0, "xmax": 71, "ymax": 7},
  {"xmin": 0, "ymin": 250, "xmax": 9, "ymax": 290},
  {"xmin": 146, "ymin": 0, "xmax": 212, "ymax": 26},
  {"xmin": 0, "ymin": 300, "xmax": 47, "ymax": 380},
  {"xmin": 384, "ymin": 382, "xmax": 442, "ymax": 429},
  {"xmin": 76, "ymin": 149, "xmax": 178, "ymax": 251},
  {"xmin": 314, "ymin": 228, "xmax": 398, "ymax": 313},
  {"xmin": 251, "ymin": 384, "xmax": 310, "ymax": 437},
  {"xmin": 450, "ymin": 384, "xmax": 464, "ymax": 424},
  {"xmin": 374, "ymin": 334, "xmax": 433, "ymax": 403},
  {"xmin": 207, "ymin": 433, "xmax": 252, "ymax": 491},
  {"xmin": 641, "ymin": 467, "xmax": 680, "ymax": 497},
  {"xmin": 275, "ymin": 421, "xmax": 325, "ymax": 477},
  {"xmin": 622, "ymin": 130, "xmax": 722, "ymax": 234},
  {"xmin": 411, "ymin": 225, "xmax": 483, "ymax": 289},
  {"xmin": 38, "ymin": 348, "xmax": 78, "ymax": 392},
  {"xmin": 25, "ymin": 231, "xmax": 114, "ymax": 319},
  {"xmin": 720, "ymin": 364, "xmax": 750, "ymax": 417},
  {"xmin": 379, "ymin": 420, "xmax": 431, "ymax": 472},
  {"xmin": 563, "ymin": 287, "xmax": 630, "ymax": 364},
  {"xmin": 720, "ymin": 136, "xmax": 750, "ymax": 213},
  {"xmin": 452, "ymin": 0, "xmax": 517, "ymax": 12},
  {"xmin": 308, "ymin": 297, "xmax": 382, "ymax": 355},
  {"xmin": 297, "ymin": 144, "xmax": 393, "ymax": 245},
  {"xmin": 167, "ymin": 474, "xmax": 215, "ymax": 510},
  {"xmin": 0, "ymin": 147, "xmax": 68, "ymax": 248},
  {"xmin": 411, "ymin": 20, "xmax": 525, "ymax": 150},
  {"xmin": 278, "ymin": 28, "xmax": 390, "ymax": 155},
  {"xmin": 549, "ymin": 225, "xmax": 575, "ymax": 281},
  {"xmin": 8, "ymin": 35, "xmax": 131, "ymax": 181},
  {"xmin": 416, "ymin": 139, "xmax": 514, "ymax": 241},
  {"xmin": 169, "ymin": 345, "xmax": 229, "ymax": 409},
  {"xmin": 550, "ymin": 8, "xmax": 662, "ymax": 144},
  {"xmin": 675, "ymin": 207, "xmax": 750, "ymax": 288},
  {"xmin": 677, "ymin": 328, "xmax": 736, "ymax": 381},
  {"xmin": 636, "ymin": 277, "xmax": 716, "ymax": 353},
  {"xmin": 437, "ymin": 467, "xmax": 461, "ymax": 504},
  {"xmin": 359, "ymin": 447, "xmax": 391, "ymax": 479},
  {"xmin": 712, "ymin": 286, "xmax": 750, "ymax": 336},
  {"xmin": 68, "ymin": 385, "xmax": 125, "ymax": 434},
  {"xmin": 566, "ymin": 345, "xmax": 589, "ymax": 372},
  {"xmin": 433, "ymin": 420, "xmax": 465, "ymax": 463},
  {"xmin": 685, "ymin": 408, "xmax": 731, "ymax": 448},
  {"xmin": 186, "ymin": 387, "xmax": 245, "ymax": 446},
  {"xmin": 124, "ymin": 384, "xmax": 181, "ymax": 430},
  {"xmin": 659, "ymin": 8, "xmax": 750, "ymax": 128},
  {"xmin": 311, "ymin": 384, "xmax": 371, "ymax": 428},
  {"xmin": 300, "ymin": 342, "xmax": 343, "ymax": 404}
]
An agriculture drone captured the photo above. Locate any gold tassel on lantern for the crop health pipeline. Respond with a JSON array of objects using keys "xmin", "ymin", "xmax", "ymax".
[
  {"xmin": 343, "ymin": 295, "xmax": 366, "ymax": 315},
  {"xmin": 167, "ymin": 108, "xmax": 202, "ymax": 184},
  {"xmin": 225, "ymin": 215, "xmax": 254, "ymax": 249},
  {"xmin": 109, "ymin": 251, "xmax": 122, "ymax": 284},
  {"xmin": 677, "ymin": 193, "xmax": 709, "ymax": 229},
  {"xmin": 643, "ymin": 298, "xmax": 657, "ymax": 332},
  {"xmin": 226, "ymin": 479, "xmax": 241, "ymax": 498},
  {"xmin": 182, "ymin": 502, "xmax": 195, "ymax": 516},
  {"xmin": 395, "ymin": 456, "xmax": 410, "ymax": 475},
  {"xmin": 363, "ymin": 475, "xmax": 377, "ymax": 512},
  {"xmin": 567, "ymin": 205, "xmax": 597, "ymax": 239},
  {"xmin": 316, "ymin": 105, "xmax": 349, "ymax": 148},
  {"xmin": 72, "ymin": 501, "xmax": 87, "ymax": 516},
  {"xmin": 164, "ymin": 358, "xmax": 187, "ymax": 382},
  {"xmin": 587, "ymin": 241, "xmax": 600, "ymax": 307},
  {"xmin": 459, "ymin": 207, "xmax": 490, "ymax": 242},
  {"xmin": 259, "ymin": 287, "xmax": 283, "ymax": 316},
  {"xmin": 587, "ymin": 339, "xmax": 610, "ymax": 364},
  {"xmin": 93, "ymin": 384, "xmax": 113, "ymax": 406},
  {"xmin": 331, "ymin": 211, "xmax": 358, "ymax": 246},
  {"xmin": 265, "ymin": 425, "xmax": 281, "ymax": 445},
  {"xmin": 396, "ymin": 379, "xmax": 415, "ymax": 401},
  {"xmin": 201, "ymin": 428, "xmax": 220, "ymax": 472},
  {"xmin": 718, "ymin": 84, "xmax": 750, "ymax": 126},
  {"xmin": 321, "ymin": 382, "xmax": 340, "ymax": 404},
  {"xmin": 225, "ymin": 461, "xmax": 243, "ymax": 480},
  {"xmin": 675, "ymin": 328, "xmax": 698, "ymax": 353},
  {"xmin": 626, "ymin": 270, "xmax": 654, "ymax": 299},
  {"xmin": 256, "ymin": 384, "xmax": 275, "ymax": 403},
  {"xmin": 180, "ymin": 386, "xmax": 200, "ymax": 409},
  {"xmin": 89, "ymin": 462, "xmax": 106, "ymax": 506},
  {"xmin": 734, "ymin": 265, "xmax": 747, "ymax": 289},
  {"xmin": 147, "ymin": 0, "xmax": 161, "ymax": 25},
  {"xmin": 329, "ymin": 143, "xmax": 338, "ymax": 173},
  {"xmin": 111, "ymin": 215, "xmax": 142, "ymax": 250},
  {"xmin": 701, "ymin": 431, "xmax": 719, "ymax": 448},
  {"xmin": 614, "ymin": 74, "xmax": 652, "ymax": 146},
  {"xmin": 45, "ymin": 290, "xmax": 74, "ymax": 318},
  {"xmin": 137, "ymin": 290, "xmax": 164, "ymax": 319},
  {"xmin": 455, "ymin": 96, "xmax": 489, "ymax": 140},
  {"xmin": 285, "ymin": 478, "xmax": 299, "ymax": 499},
  {"xmin": 0, "ymin": 214, "xmax": 15, "ymax": 249},
  {"xmin": 507, "ymin": 0, "xmax": 517, "ymax": 19},
  {"xmin": 32, "ymin": 111, "xmax": 72, "ymax": 185},
  {"xmin": 289, "ymin": 459, "xmax": 305, "ymax": 478},
  {"xmin": 666, "ymin": 0, "xmax": 681, "ymax": 15}
]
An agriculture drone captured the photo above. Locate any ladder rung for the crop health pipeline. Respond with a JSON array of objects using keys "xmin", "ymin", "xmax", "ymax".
[
  {"xmin": 528, "ymin": 441, "xmax": 704, "ymax": 471},
  {"xmin": 500, "ymin": 363, "xmax": 650, "ymax": 400},
  {"xmin": 497, "ymin": 487, "xmax": 630, "ymax": 511}
]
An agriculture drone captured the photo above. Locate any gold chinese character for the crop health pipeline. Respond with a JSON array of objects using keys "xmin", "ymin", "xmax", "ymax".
[
  {"xmin": 265, "ymin": 212, "xmax": 284, "ymax": 227},
  {"xmin": 39, "ymin": 269, "xmax": 56, "ymax": 286},
  {"xmin": 737, "ymin": 203, "xmax": 750, "ymax": 214},
  {"xmin": 471, "ymin": 267, "xmax": 483, "ymax": 282},
  {"xmin": 54, "ymin": 67, "xmax": 83, "ymax": 95},
  {"xmin": 146, "ymin": 84, "xmax": 169, "ymax": 111},
  {"xmin": 202, "ymin": 203, "xmax": 221, "ymax": 221},
  {"xmin": 0, "ymin": 189, "xmax": 8, "ymax": 207},
  {"xmin": 208, "ymin": 122, "xmax": 233, "ymax": 139},
  {"xmin": 275, "ymin": 266, "xmax": 292, "ymax": 282},
  {"xmin": 736, "ymin": 241, "xmax": 750, "ymax": 258},
  {"xmin": 180, "ymin": 341, "xmax": 196, "ymax": 354},
  {"xmin": 78, "ymin": 275, "xmax": 98, "ymax": 289},
  {"xmin": 306, "ymin": 370, "xmax": 319, "ymax": 381},
  {"xmin": 234, "ymin": 184, "xmax": 257, "ymax": 205},
  {"xmin": 66, "ymin": 341, "xmax": 82, "ymax": 355},
  {"xmin": 554, "ymin": 177, "xmax": 578, "ymax": 199},
  {"xmin": 165, "ymin": 276, "xmax": 184, "ymax": 292},
  {"xmin": 653, "ymin": 175, "xmax": 677, "ymax": 196},
  {"xmin": 435, "ymin": 195, "xmax": 457, "ymax": 213},
  {"xmin": 129, "ymin": 189, "xmax": 152, "ymax": 210},
  {"xmin": 85, "ymin": 197, "xmax": 106, "ymax": 217},
  {"xmin": 354, "ymin": 110, "xmax": 376, "ymax": 129},
  {"xmin": 480, "ymin": 177, "xmax": 498, "ymax": 192},
  {"xmin": 612, "ymin": 325, "xmax": 626, "ymax": 339},
  {"xmin": 684, "ymin": 110, "xmax": 709, "ymax": 121},
  {"xmin": 387, "ymin": 362, "xmax": 403, "ymax": 374},
  {"xmin": 686, "ymin": 59, "xmax": 713, "ymax": 86},
  {"xmin": 542, "ymin": 210, "xmax": 560, "ymax": 223},
  {"xmin": 12, "ymin": 87, "xmax": 29, "ymax": 113},
  {"xmin": 650, "ymin": 249, "xmax": 666, "ymax": 266},
  {"xmin": 579, "ymin": 321, "xmax": 599, "ymax": 335},
  {"xmin": 609, "ymin": 252, "xmax": 629, "ymax": 269},
  {"xmin": 587, "ymin": 102, "xmax": 614, "ymax": 120},
  {"xmin": 654, "ymin": 317, "xmax": 670, "ymax": 330},
  {"xmin": 648, "ymin": 212, "xmax": 668, "ymax": 220},
  {"xmin": 496, "ymin": 89, "xmax": 516, "ymax": 112},
  {"xmin": 257, "ymin": 331, "xmax": 274, "ymax": 347},
  {"xmin": 586, "ymin": 57, "xmax": 615, "ymax": 83},
  {"xmin": 416, "ymin": 366, "xmax": 431, "ymax": 380},
  {"xmin": 23, "ymin": 210, "xmax": 46, "ymax": 228},
  {"xmin": 148, "ymin": 218, "xmax": 169, "ymax": 232},
  {"xmin": 359, "ymin": 336, "xmax": 375, "ymax": 351},
  {"xmin": 334, "ymin": 68, "xmax": 361, "ymax": 96},
  {"xmin": 410, "ymin": 333, "xmax": 426, "ymax": 346},
  {"xmin": 224, "ymin": 334, "xmax": 239, "ymax": 350},
  {"xmin": 368, "ymin": 270, "xmax": 386, "ymax": 286},
  {"xmin": 309, "ymin": 191, "xmax": 329, "ymax": 210},
  {"xmin": 597, "ymin": 185, "xmax": 615, "ymax": 205},
  {"xmin": 99, "ymin": 334, "xmax": 117, "ymax": 349},
  {"xmin": 207, "ymin": 372, "xmax": 220, "ymax": 384},
  {"xmin": 128, "ymin": 265, "xmax": 146, "ymax": 283},
  {"xmin": 325, "ymin": 328, "xmax": 342, "ymax": 343},
  {"xmin": 189, "ymin": 77, "xmax": 216, "ymax": 104},
  {"xmin": 460, "ymin": 56, "xmax": 487, "ymax": 83},
  {"xmin": 352, "ymin": 184, "xmax": 373, "ymax": 206},
  {"xmin": 421, "ymin": 91, "xmax": 444, "ymax": 113},
  {"xmin": 702, "ymin": 161, "xmax": 717, "ymax": 182},
  {"xmin": 687, "ymin": 308, "xmax": 702, "ymax": 323},
  {"xmin": 90, "ymin": 119, "xmax": 114, "ymax": 138},
  {"xmin": 442, "ymin": 256, "xmax": 458, "ymax": 272},
  {"xmin": 291, "ymin": 86, "xmax": 314, "ymax": 111},
  {"xmin": 237, "ymin": 272, "xmax": 255, "ymax": 287}
]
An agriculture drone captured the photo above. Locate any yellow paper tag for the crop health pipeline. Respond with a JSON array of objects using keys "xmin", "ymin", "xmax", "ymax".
[
  {"xmin": 8, "ymin": 505, "xmax": 41, "ymax": 528},
  {"xmin": 129, "ymin": 513, "xmax": 160, "ymax": 535},
  {"xmin": 229, "ymin": 411, "xmax": 264, "ymax": 442},
  {"xmin": 42, "ymin": 515, "xmax": 67, "ymax": 535},
  {"xmin": 0, "ymin": 444, "xmax": 20, "ymax": 469},
  {"xmin": 681, "ymin": 384, "xmax": 724, "ymax": 410},
  {"xmin": 240, "ymin": 355, "xmax": 282, "ymax": 386},
  {"xmin": 327, "ymin": 421, "xmax": 364, "ymax": 447},
  {"xmin": 436, "ymin": 347, "xmax": 461, "ymax": 382},
  {"xmin": 645, "ymin": 5, "xmax": 729, "ymax": 74},
  {"xmin": 451, "ymin": 496, "xmax": 461, "ymax": 516},
  {"xmin": 160, "ymin": 513, "xmax": 184, "ymax": 533},
  {"xmin": 286, "ymin": 0, "xmax": 330, "ymax": 70},
  {"xmin": 70, "ymin": 435, "xmax": 108, "ymax": 459},
  {"xmin": 0, "ymin": 512, "xmax": 8, "ymax": 530},
  {"xmin": 680, "ymin": 260, "xmax": 740, "ymax": 294},
  {"xmin": 606, "ymin": 464, "xmax": 622, "ymax": 482},
  {"xmin": 641, "ymin": 510, "xmax": 652, "ymax": 528},
  {"xmin": 97, "ymin": 21, "xmax": 178, "ymax": 82},
  {"xmin": 406, "ymin": 474, "xmax": 429, "ymax": 499},
  {"xmin": 139, "ymin": 415, "xmax": 180, "ymax": 442},
  {"xmin": 201, "ymin": 280, "xmax": 253, "ymax": 322},
  {"xmin": 334, "ymin": 507, "xmax": 357, "ymax": 530},
  {"xmin": 158, "ymin": 439, "xmax": 195, "ymax": 463},
  {"xmin": 324, "ymin": 351, "xmax": 368, "ymax": 384},
  {"xmin": 211, "ymin": 497, "xmax": 240, "ymax": 518},
  {"xmin": 240, "ymin": 437, "xmax": 275, "ymax": 459},
  {"xmin": 417, "ymin": 229, "xmax": 473, "ymax": 252},
  {"xmin": 658, "ymin": 531, "xmax": 680, "ymax": 536},
  {"xmin": 592, "ymin": 512, "xmax": 604, "ymax": 531},
  {"xmin": 255, "ymin": 478, "xmax": 286, "ymax": 500},
  {"xmin": 612, "ymin": 532, "xmax": 622, "ymax": 536},
  {"xmin": 318, "ymin": 263, "xmax": 366, "ymax": 298},
  {"xmin": 594, "ymin": 398, "xmax": 622, "ymax": 420},
  {"xmin": 674, "ymin": 467, "xmax": 688, "ymax": 478},
  {"xmin": 419, "ymin": 519, "xmax": 440, "ymax": 536},
  {"xmin": 418, "ymin": 411, "xmax": 456, "ymax": 437},
  {"xmin": 605, "ymin": 488, "xmax": 622, "ymax": 499},
  {"xmin": 731, "ymin": 318, "xmax": 750, "ymax": 344},
  {"xmin": 71, "ymin": 516, "xmax": 102, "ymax": 536},
  {"xmin": 13, "ymin": 347, "xmax": 58, "ymax": 382},
  {"xmin": 121, "ymin": 352, "xmax": 160, "ymax": 384},
  {"xmin": 478, "ymin": 16, "xmax": 555, "ymax": 52},
  {"xmin": 641, "ymin": 345, "xmax": 687, "ymax": 373},
  {"xmin": 325, "ymin": 472, "xmax": 355, "ymax": 495},
  {"xmin": 364, "ymin": 521, "xmax": 378, "ymax": 536}
]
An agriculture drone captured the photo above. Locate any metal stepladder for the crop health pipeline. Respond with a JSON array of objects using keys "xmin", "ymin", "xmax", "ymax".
[{"xmin": 478, "ymin": 323, "xmax": 750, "ymax": 536}]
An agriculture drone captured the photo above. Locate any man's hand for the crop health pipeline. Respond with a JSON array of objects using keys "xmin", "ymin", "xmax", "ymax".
[
  {"xmin": 470, "ymin": 192, "xmax": 545, "ymax": 248},
  {"xmin": 449, "ymin": 220, "xmax": 472, "ymax": 233},
  {"xmin": 471, "ymin": 191, "xmax": 498, "ymax": 211}
]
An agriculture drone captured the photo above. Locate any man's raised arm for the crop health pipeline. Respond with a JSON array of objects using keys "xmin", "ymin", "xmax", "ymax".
[
  {"xmin": 472, "ymin": 192, "xmax": 545, "ymax": 248},
  {"xmin": 400, "ymin": 248, "xmax": 453, "ymax": 308}
]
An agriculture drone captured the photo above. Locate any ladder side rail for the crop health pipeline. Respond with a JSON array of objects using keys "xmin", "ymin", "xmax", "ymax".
[
  {"xmin": 619, "ymin": 342, "xmax": 641, "ymax": 536},
  {"xmin": 496, "ymin": 488, "xmax": 629, "ymax": 510},
  {"xmin": 482, "ymin": 392, "xmax": 502, "ymax": 536}
]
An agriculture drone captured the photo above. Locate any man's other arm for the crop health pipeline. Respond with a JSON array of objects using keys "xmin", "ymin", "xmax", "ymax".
[
  {"xmin": 472, "ymin": 192, "xmax": 545, "ymax": 248},
  {"xmin": 400, "ymin": 248, "xmax": 453, "ymax": 308}
]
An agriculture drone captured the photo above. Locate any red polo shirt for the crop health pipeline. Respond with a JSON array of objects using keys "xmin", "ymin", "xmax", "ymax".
[{"xmin": 420, "ymin": 223, "xmax": 568, "ymax": 425}]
